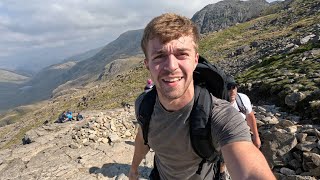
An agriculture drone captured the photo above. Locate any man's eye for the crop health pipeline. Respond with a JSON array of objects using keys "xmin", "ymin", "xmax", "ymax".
[
  {"xmin": 153, "ymin": 54, "xmax": 164, "ymax": 60},
  {"xmin": 176, "ymin": 53, "xmax": 188, "ymax": 59},
  {"xmin": 155, "ymin": 55, "xmax": 163, "ymax": 59}
]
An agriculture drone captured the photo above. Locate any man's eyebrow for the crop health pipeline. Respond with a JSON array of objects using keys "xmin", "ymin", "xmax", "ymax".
[
  {"xmin": 151, "ymin": 47, "xmax": 191, "ymax": 56},
  {"xmin": 149, "ymin": 46, "xmax": 163, "ymax": 53},
  {"xmin": 175, "ymin": 48, "xmax": 191, "ymax": 52},
  {"xmin": 153, "ymin": 49, "xmax": 165, "ymax": 54}
]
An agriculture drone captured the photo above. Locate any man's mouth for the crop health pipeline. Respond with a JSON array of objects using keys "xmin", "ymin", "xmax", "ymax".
[{"xmin": 163, "ymin": 77, "xmax": 182, "ymax": 83}]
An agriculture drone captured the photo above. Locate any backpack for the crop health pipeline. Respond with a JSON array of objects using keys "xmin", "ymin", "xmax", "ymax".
[{"xmin": 137, "ymin": 56, "xmax": 228, "ymax": 179}]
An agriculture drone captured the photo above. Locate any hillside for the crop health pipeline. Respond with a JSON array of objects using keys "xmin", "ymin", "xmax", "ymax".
[
  {"xmin": 0, "ymin": 29, "xmax": 144, "ymax": 113},
  {"xmin": 0, "ymin": 69, "xmax": 30, "ymax": 83},
  {"xmin": 0, "ymin": 69, "xmax": 31, "ymax": 113},
  {"xmin": 0, "ymin": 0, "xmax": 319, "ymax": 148},
  {"xmin": 0, "ymin": 61, "xmax": 77, "ymax": 113},
  {"xmin": 198, "ymin": 0, "xmax": 320, "ymax": 123},
  {"xmin": 0, "ymin": 104, "xmax": 318, "ymax": 179},
  {"xmin": 0, "ymin": 54, "xmax": 149, "ymax": 149},
  {"xmin": 63, "ymin": 46, "xmax": 104, "ymax": 63},
  {"xmin": 0, "ymin": 0, "xmax": 319, "ymax": 178}
]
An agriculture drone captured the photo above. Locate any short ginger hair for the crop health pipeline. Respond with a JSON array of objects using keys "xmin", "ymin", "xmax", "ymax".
[{"xmin": 141, "ymin": 13, "xmax": 200, "ymax": 57}]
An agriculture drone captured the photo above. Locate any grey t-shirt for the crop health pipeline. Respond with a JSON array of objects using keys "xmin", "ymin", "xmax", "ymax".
[{"xmin": 135, "ymin": 93, "xmax": 251, "ymax": 180}]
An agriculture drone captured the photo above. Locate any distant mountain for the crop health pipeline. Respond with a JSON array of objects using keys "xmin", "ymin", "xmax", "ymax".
[
  {"xmin": 0, "ymin": 69, "xmax": 30, "ymax": 112},
  {"xmin": 63, "ymin": 46, "xmax": 104, "ymax": 63},
  {"xmin": 192, "ymin": 0, "xmax": 270, "ymax": 33},
  {"xmin": 0, "ymin": 29, "xmax": 144, "ymax": 112},
  {"xmin": 67, "ymin": 29, "xmax": 143, "ymax": 80},
  {"xmin": 0, "ymin": 69, "xmax": 30, "ymax": 83},
  {"xmin": 0, "ymin": 0, "xmax": 274, "ymax": 112},
  {"xmin": 4, "ymin": 0, "xmax": 318, "ymax": 119}
]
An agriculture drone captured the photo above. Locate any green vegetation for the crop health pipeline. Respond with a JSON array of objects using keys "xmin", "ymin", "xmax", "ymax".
[
  {"xmin": 1, "ymin": 0, "xmax": 320, "ymax": 149},
  {"xmin": 206, "ymin": 0, "xmax": 320, "ymax": 122},
  {"xmin": 238, "ymin": 42, "xmax": 320, "ymax": 121},
  {"xmin": 0, "ymin": 62, "xmax": 150, "ymax": 149},
  {"xmin": 0, "ymin": 107, "xmax": 32, "ymax": 127}
]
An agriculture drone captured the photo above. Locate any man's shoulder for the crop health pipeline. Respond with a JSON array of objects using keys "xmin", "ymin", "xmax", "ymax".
[
  {"xmin": 209, "ymin": 95, "xmax": 252, "ymax": 147},
  {"xmin": 237, "ymin": 93, "xmax": 250, "ymax": 101},
  {"xmin": 210, "ymin": 95, "xmax": 237, "ymax": 114},
  {"xmin": 210, "ymin": 94, "xmax": 230, "ymax": 106}
]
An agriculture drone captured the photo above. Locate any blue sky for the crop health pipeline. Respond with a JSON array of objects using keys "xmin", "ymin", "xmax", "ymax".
[{"xmin": 0, "ymin": 0, "xmax": 280, "ymax": 72}]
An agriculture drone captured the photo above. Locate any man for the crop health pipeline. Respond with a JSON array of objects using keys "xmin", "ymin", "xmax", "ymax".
[
  {"xmin": 129, "ymin": 13, "xmax": 275, "ymax": 180},
  {"xmin": 227, "ymin": 78, "xmax": 261, "ymax": 148}
]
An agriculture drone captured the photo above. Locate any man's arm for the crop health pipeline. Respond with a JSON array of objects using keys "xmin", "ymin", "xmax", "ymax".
[
  {"xmin": 129, "ymin": 126, "xmax": 150, "ymax": 180},
  {"xmin": 246, "ymin": 112, "xmax": 261, "ymax": 148},
  {"xmin": 221, "ymin": 141, "xmax": 275, "ymax": 180}
]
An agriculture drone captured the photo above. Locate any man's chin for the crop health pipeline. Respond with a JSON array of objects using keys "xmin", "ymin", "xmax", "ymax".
[
  {"xmin": 165, "ymin": 94, "xmax": 182, "ymax": 100},
  {"xmin": 161, "ymin": 89, "xmax": 183, "ymax": 100}
]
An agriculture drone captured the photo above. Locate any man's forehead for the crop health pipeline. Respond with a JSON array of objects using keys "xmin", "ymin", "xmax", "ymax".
[{"xmin": 148, "ymin": 36, "xmax": 195, "ymax": 52}]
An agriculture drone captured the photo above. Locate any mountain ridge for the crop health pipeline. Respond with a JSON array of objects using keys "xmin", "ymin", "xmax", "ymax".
[
  {"xmin": 0, "ymin": 69, "xmax": 30, "ymax": 83},
  {"xmin": 0, "ymin": 0, "xmax": 274, "ymax": 112},
  {"xmin": 192, "ymin": 0, "xmax": 270, "ymax": 33},
  {"xmin": 0, "ymin": 29, "xmax": 144, "ymax": 113}
]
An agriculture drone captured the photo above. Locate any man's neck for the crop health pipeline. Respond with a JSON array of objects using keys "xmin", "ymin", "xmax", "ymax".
[{"xmin": 158, "ymin": 88, "xmax": 194, "ymax": 112}]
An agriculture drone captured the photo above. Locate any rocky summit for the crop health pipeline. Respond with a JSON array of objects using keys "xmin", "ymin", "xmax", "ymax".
[{"xmin": 0, "ymin": 103, "xmax": 319, "ymax": 180}]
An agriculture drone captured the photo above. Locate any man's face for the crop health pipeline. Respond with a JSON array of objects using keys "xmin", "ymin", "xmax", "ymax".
[
  {"xmin": 144, "ymin": 36, "xmax": 198, "ymax": 101},
  {"xmin": 228, "ymin": 85, "xmax": 237, "ymax": 103}
]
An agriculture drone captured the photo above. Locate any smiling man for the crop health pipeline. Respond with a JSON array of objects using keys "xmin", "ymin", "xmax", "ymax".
[
  {"xmin": 145, "ymin": 35, "xmax": 197, "ymax": 111},
  {"xmin": 129, "ymin": 13, "xmax": 275, "ymax": 180}
]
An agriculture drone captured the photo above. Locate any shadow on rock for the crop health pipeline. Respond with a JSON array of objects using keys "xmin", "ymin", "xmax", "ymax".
[
  {"xmin": 89, "ymin": 163, "xmax": 152, "ymax": 178},
  {"xmin": 125, "ymin": 140, "xmax": 135, "ymax": 146}
]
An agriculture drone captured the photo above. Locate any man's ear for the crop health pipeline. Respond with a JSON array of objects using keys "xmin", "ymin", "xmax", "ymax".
[
  {"xmin": 194, "ymin": 53, "xmax": 199, "ymax": 70},
  {"xmin": 144, "ymin": 59, "xmax": 149, "ymax": 70}
]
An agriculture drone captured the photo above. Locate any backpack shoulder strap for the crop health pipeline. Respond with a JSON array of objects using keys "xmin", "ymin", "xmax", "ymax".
[
  {"xmin": 190, "ymin": 86, "xmax": 216, "ymax": 159},
  {"xmin": 190, "ymin": 86, "xmax": 221, "ymax": 176},
  {"xmin": 235, "ymin": 93, "xmax": 247, "ymax": 115},
  {"xmin": 137, "ymin": 87, "xmax": 157, "ymax": 145},
  {"xmin": 139, "ymin": 85, "xmax": 221, "ymax": 178}
]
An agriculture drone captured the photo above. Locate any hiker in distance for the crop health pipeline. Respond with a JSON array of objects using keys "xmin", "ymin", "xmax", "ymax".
[
  {"xmin": 227, "ymin": 77, "xmax": 261, "ymax": 148},
  {"xmin": 144, "ymin": 78, "xmax": 154, "ymax": 93},
  {"xmin": 218, "ymin": 77, "xmax": 263, "ymax": 179},
  {"xmin": 129, "ymin": 13, "xmax": 275, "ymax": 180}
]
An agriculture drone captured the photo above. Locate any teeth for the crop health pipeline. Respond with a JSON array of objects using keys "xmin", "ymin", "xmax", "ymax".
[{"xmin": 163, "ymin": 77, "xmax": 181, "ymax": 82}]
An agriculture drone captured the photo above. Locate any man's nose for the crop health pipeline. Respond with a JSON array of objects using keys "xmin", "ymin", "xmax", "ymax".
[{"xmin": 164, "ymin": 54, "xmax": 178, "ymax": 72}]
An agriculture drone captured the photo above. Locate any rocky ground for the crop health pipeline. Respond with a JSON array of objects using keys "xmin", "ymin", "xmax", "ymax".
[
  {"xmin": 0, "ymin": 104, "xmax": 319, "ymax": 180},
  {"xmin": 0, "ymin": 108, "xmax": 154, "ymax": 180}
]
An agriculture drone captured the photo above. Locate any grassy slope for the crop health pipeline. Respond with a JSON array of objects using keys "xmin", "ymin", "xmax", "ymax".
[
  {"xmin": 0, "ymin": 57, "xmax": 149, "ymax": 150},
  {"xmin": 1, "ymin": 0, "xmax": 319, "ymax": 149},
  {"xmin": 199, "ymin": 0, "xmax": 320, "ymax": 122}
]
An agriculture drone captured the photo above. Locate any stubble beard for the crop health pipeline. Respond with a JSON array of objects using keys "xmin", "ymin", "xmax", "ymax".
[{"xmin": 158, "ymin": 76, "xmax": 193, "ymax": 100}]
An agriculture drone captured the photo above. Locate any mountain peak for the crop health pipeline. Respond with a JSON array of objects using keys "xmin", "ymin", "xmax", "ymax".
[{"xmin": 192, "ymin": 0, "xmax": 270, "ymax": 33}]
